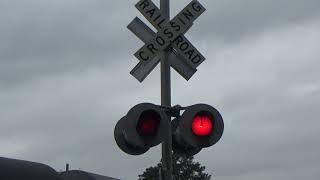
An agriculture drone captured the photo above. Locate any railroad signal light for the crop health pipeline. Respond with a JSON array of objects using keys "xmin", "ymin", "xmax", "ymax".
[
  {"xmin": 172, "ymin": 104, "xmax": 224, "ymax": 156},
  {"xmin": 114, "ymin": 103, "xmax": 223, "ymax": 156},
  {"xmin": 136, "ymin": 110, "xmax": 161, "ymax": 136},
  {"xmin": 114, "ymin": 103, "xmax": 168, "ymax": 155},
  {"xmin": 191, "ymin": 113, "xmax": 213, "ymax": 136}
]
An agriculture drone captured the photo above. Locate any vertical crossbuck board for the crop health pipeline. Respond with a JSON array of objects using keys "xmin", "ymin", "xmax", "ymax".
[{"xmin": 128, "ymin": 0, "xmax": 206, "ymax": 82}]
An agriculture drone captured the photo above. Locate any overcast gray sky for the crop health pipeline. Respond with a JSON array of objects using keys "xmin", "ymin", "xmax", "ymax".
[{"xmin": 1, "ymin": 0, "xmax": 320, "ymax": 179}]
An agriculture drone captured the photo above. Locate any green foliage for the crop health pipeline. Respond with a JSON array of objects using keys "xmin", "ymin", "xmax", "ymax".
[{"xmin": 138, "ymin": 152, "xmax": 211, "ymax": 180}]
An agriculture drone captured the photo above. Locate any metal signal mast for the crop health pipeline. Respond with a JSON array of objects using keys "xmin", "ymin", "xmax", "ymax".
[{"xmin": 114, "ymin": 1, "xmax": 224, "ymax": 179}]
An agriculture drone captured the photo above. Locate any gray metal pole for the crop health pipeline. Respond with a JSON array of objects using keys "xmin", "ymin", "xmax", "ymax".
[{"xmin": 160, "ymin": 0, "xmax": 172, "ymax": 180}]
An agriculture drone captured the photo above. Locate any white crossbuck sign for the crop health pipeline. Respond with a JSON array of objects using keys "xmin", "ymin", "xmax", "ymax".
[{"xmin": 128, "ymin": 0, "xmax": 206, "ymax": 82}]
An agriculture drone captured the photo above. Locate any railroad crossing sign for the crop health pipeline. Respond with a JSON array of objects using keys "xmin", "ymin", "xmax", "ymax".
[{"xmin": 128, "ymin": 0, "xmax": 206, "ymax": 82}]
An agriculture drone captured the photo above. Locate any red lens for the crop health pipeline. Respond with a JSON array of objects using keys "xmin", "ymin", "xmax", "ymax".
[
  {"xmin": 137, "ymin": 110, "xmax": 160, "ymax": 136},
  {"xmin": 191, "ymin": 114, "xmax": 213, "ymax": 136},
  {"xmin": 137, "ymin": 118, "xmax": 158, "ymax": 136}
]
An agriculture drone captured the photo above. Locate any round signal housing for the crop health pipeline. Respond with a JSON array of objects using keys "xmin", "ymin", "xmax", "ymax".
[{"xmin": 176, "ymin": 104, "xmax": 224, "ymax": 148}]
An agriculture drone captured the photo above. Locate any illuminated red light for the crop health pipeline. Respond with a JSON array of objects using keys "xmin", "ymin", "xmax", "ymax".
[{"xmin": 191, "ymin": 115, "xmax": 213, "ymax": 136}]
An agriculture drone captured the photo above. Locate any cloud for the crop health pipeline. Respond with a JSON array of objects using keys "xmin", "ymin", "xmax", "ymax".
[
  {"xmin": 1, "ymin": 0, "xmax": 320, "ymax": 86},
  {"xmin": 190, "ymin": 19, "xmax": 320, "ymax": 180}
]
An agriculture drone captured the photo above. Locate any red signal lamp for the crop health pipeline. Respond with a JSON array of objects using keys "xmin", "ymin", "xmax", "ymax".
[
  {"xmin": 172, "ymin": 104, "xmax": 224, "ymax": 155},
  {"xmin": 191, "ymin": 114, "xmax": 213, "ymax": 136},
  {"xmin": 114, "ymin": 103, "xmax": 168, "ymax": 155},
  {"xmin": 136, "ymin": 110, "xmax": 160, "ymax": 136}
]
